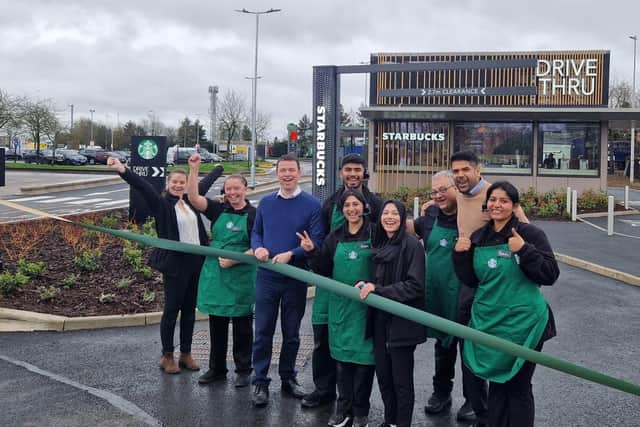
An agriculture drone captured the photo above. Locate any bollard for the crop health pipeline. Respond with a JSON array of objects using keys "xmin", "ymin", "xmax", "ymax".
[
  {"xmin": 413, "ymin": 197, "xmax": 420, "ymax": 219},
  {"xmin": 571, "ymin": 190, "xmax": 578, "ymax": 222},
  {"xmin": 625, "ymin": 185, "xmax": 629, "ymax": 210},
  {"xmin": 566, "ymin": 187, "xmax": 572, "ymax": 214},
  {"xmin": 607, "ymin": 196, "xmax": 614, "ymax": 236}
]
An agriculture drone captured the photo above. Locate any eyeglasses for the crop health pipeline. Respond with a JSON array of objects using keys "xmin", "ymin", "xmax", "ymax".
[{"xmin": 430, "ymin": 185, "xmax": 455, "ymax": 197}]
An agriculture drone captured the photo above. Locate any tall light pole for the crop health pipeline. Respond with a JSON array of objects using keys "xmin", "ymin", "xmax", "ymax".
[
  {"xmin": 630, "ymin": 35, "xmax": 637, "ymax": 183},
  {"xmin": 89, "ymin": 109, "xmax": 95, "ymax": 145},
  {"xmin": 148, "ymin": 110, "xmax": 155, "ymax": 136},
  {"xmin": 69, "ymin": 104, "xmax": 74, "ymax": 130},
  {"xmin": 235, "ymin": 7, "xmax": 282, "ymax": 188}
]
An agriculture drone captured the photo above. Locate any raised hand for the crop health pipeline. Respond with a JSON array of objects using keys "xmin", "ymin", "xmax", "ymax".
[
  {"xmin": 508, "ymin": 228, "xmax": 525, "ymax": 252},
  {"xmin": 454, "ymin": 228, "xmax": 471, "ymax": 252},
  {"xmin": 188, "ymin": 154, "xmax": 201, "ymax": 170},
  {"xmin": 106, "ymin": 157, "xmax": 125, "ymax": 173},
  {"xmin": 296, "ymin": 230, "xmax": 314, "ymax": 252},
  {"xmin": 421, "ymin": 200, "xmax": 436, "ymax": 215}
]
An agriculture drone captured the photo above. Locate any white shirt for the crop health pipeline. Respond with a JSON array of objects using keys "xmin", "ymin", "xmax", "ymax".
[
  {"xmin": 277, "ymin": 185, "xmax": 302, "ymax": 199},
  {"xmin": 174, "ymin": 200, "xmax": 200, "ymax": 245}
]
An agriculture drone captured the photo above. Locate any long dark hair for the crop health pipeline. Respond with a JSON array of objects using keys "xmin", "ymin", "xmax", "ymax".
[{"xmin": 373, "ymin": 199, "xmax": 407, "ymax": 248}]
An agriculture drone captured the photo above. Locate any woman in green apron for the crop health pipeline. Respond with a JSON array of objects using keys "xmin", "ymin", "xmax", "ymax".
[
  {"xmin": 359, "ymin": 200, "xmax": 427, "ymax": 427},
  {"xmin": 300, "ymin": 190, "xmax": 376, "ymax": 427},
  {"xmin": 187, "ymin": 154, "xmax": 257, "ymax": 388},
  {"xmin": 453, "ymin": 181, "xmax": 559, "ymax": 427}
]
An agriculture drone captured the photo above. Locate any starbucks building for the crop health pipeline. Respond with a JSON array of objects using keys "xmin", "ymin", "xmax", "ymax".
[{"xmin": 312, "ymin": 50, "xmax": 640, "ymax": 199}]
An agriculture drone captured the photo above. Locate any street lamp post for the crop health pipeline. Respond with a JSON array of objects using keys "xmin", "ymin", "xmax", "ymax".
[
  {"xmin": 148, "ymin": 110, "xmax": 155, "ymax": 136},
  {"xmin": 89, "ymin": 109, "xmax": 95, "ymax": 146},
  {"xmin": 630, "ymin": 35, "xmax": 637, "ymax": 183},
  {"xmin": 235, "ymin": 7, "xmax": 282, "ymax": 188}
]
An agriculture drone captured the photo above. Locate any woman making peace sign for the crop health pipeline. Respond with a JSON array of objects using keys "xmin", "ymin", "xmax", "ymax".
[{"xmin": 452, "ymin": 181, "xmax": 559, "ymax": 427}]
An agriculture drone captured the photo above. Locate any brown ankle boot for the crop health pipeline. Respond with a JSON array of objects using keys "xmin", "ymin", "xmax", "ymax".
[
  {"xmin": 159, "ymin": 353, "xmax": 180, "ymax": 374},
  {"xmin": 178, "ymin": 353, "xmax": 200, "ymax": 371}
]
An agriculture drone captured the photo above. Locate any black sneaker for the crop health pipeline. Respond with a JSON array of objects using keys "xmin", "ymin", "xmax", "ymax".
[
  {"xmin": 424, "ymin": 392, "xmax": 452, "ymax": 414},
  {"xmin": 327, "ymin": 412, "xmax": 352, "ymax": 427},
  {"xmin": 456, "ymin": 399, "xmax": 477, "ymax": 422},
  {"xmin": 281, "ymin": 378, "xmax": 306, "ymax": 399},
  {"xmin": 234, "ymin": 373, "xmax": 251, "ymax": 388},
  {"xmin": 252, "ymin": 384, "xmax": 269, "ymax": 407},
  {"xmin": 198, "ymin": 369, "xmax": 226, "ymax": 385},
  {"xmin": 301, "ymin": 390, "xmax": 337, "ymax": 408}
]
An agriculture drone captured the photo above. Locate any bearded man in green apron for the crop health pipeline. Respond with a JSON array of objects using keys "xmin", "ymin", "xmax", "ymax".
[
  {"xmin": 303, "ymin": 153, "xmax": 383, "ymax": 409},
  {"xmin": 187, "ymin": 155, "xmax": 257, "ymax": 388},
  {"xmin": 414, "ymin": 170, "xmax": 481, "ymax": 417},
  {"xmin": 453, "ymin": 181, "xmax": 559, "ymax": 427},
  {"xmin": 301, "ymin": 190, "xmax": 376, "ymax": 427}
]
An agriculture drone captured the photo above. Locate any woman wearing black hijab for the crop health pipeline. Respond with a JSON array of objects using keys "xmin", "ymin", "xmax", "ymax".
[{"xmin": 358, "ymin": 199, "xmax": 427, "ymax": 427}]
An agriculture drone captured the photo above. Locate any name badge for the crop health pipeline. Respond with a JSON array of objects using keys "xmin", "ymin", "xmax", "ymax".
[
  {"xmin": 497, "ymin": 250, "xmax": 512, "ymax": 258},
  {"xmin": 231, "ymin": 226, "xmax": 243, "ymax": 232},
  {"xmin": 359, "ymin": 244, "xmax": 370, "ymax": 249}
]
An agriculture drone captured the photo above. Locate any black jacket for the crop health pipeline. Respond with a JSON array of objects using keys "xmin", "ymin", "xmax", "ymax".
[
  {"xmin": 120, "ymin": 166, "xmax": 222, "ymax": 276},
  {"xmin": 452, "ymin": 214, "xmax": 559, "ymax": 341},
  {"xmin": 367, "ymin": 232, "xmax": 427, "ymax": 348},
  {"xmin": 321, "ymin": 186, "xmax": 383, "ymax": 234}
]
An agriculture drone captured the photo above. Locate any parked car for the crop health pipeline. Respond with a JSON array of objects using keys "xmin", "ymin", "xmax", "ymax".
[
  {"xmin": 79, "ymin": 148, "xmax": 108, "ymax": 165},
  {"xmin": 104, "ymin": 151, "xmax": 128, "ymax": 164},
  {"xmin": 1, "ymin": 147, "xmax": 22, "ymax": 161},
  {"xmin": 197, "ymin": 148, "xmax": 225, "ymax": 162},
  {"xmin": 23, "ymin": 149, "xmax": 64, "ymax": 165},
  {"xmin": 57, "ymin": 149, "xmax": 88, "ymax": 166},
  {"xmin": 111, "ymin": 150, "xmax": 131, "ymax": 164}
]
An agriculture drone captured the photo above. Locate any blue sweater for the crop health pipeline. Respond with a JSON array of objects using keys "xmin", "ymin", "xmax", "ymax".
[{"xmin": 252, "ymin": 190, "xmax": 324, "ymax": 280}]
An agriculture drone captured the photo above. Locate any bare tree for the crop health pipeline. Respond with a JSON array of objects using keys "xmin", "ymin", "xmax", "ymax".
[
  {"xmin": 255, "ymin": 112, "xmax": 271, "ymax": 143},
  {"xmin": 21, "ymin": 99, "xmax": 61, "ymax": 154},
  {"xmin": 0, "ymin": 89, "xmax": 22, "ymax": 130},
  {"xmin": 218, "ymin": 90, "xmax": 247, "ymax": 154},
  {"xmin": 609, "ymin": 78, "xmax": 636, "ymax": 108}
]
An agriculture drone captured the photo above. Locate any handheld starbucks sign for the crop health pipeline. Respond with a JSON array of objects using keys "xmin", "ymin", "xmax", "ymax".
[{"xmin": 129, "ymin": 136, "xmax": 167, "ymax": 223}]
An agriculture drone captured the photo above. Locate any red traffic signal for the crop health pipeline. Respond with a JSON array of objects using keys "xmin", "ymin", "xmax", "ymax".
[{"xmin": 289, "ymin": 130, "xmax": 299, "ymax": 141}]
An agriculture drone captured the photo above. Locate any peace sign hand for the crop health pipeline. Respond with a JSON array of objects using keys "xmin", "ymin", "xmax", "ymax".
[
  {"xmin": 508, "ymin": 228, "xmax": 525, "ymax": 252},
  {"xmin": 296, "ymin": 230, "xmax": 314, "ymax": 252},
  {"xmin": 454, "ymin": 228, "xmax": 471, "ymax": 252}
]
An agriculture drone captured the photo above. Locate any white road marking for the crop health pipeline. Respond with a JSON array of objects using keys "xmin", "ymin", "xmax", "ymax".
[
  {"xmin": 7, "ymin": 196, "xmax": 55, "ymax": 202},
  {"xmin": 95, "ymin": 199, "xmax": 129, "ymax": 207},
  {"xmin": 37, "ymin": 197, "xmax": 82, "ymax": 203},
  {"xmin": 66, "ymin": 198, "xmax": 111, "ymax": 205},
  {"xmin": 86, "ymin": 188, "xmax": 128, "ymax": 196}
]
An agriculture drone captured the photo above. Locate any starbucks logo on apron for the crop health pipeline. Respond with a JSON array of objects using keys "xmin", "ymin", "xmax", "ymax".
[
  {"xmin": 439, "ymin": 238, "xmax": 448, "ymax": 247},
  {"xmin": 348, "ymin": 251, "xmax": 358, "ymax": 260},
  {"xmin": 514, "ymin": 254, "xmax": 521, "ymax": 265},
  {"xmin": 226, "ymin": 221, "xmax": 234, "ymax": 229},
  {"xmin": 488, "ymin": 258, "xmax": 498, "ymax": 269},
  {"xmin": 137, "ymin": 139, "xmax": 158, "ymax": 160}
]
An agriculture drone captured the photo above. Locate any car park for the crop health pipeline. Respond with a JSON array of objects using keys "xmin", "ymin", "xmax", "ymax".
[
  {"xmin": 23, "ymin": 149, "xmax": 64, "ymax": 165},
  {"xmin": 57, "ymin": 149, "xmax": 88, "ymax": 166},
  {"xmin": 79, "ymin": 148, "xmax": 108, "ymax": 165}
]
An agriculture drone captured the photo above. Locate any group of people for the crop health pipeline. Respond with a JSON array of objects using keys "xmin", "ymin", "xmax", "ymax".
[{"xmin": 107, "ymin": 149, "xmax": 559, "ymax": 427}]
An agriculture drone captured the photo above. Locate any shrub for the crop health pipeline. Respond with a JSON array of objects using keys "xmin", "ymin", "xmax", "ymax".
[
  {"xmin": 578, "ymin": 189, "xmax": 608, "ymax": 210},
  {"xmin": 142, "ymin": 289, "xmax": 156, "ymax": 303},
  {"xmin": 0, "ymin": 272, "xmax": 30, "ymax": 294},
  {"xmin": 115, "ymin": 277, "xmax": 132, "ymax": 289},
  {"xmin": 38, "ymin": 286, "xmax": 60, "ymax": 302},
  {"xmin": 123, "ymin": 245, "xmax": 144, "ymax": 270},
  {"xmin": 141, "ymin": 217, "xmax": 157, "ymax": 237},
  {"xmin": 73, "ymin": 249, "xmax": 102, "ymax": 272},
  {"xmin": 62, "ymin": 274, "xmax": 79, "ymax": 289},
  {"xmin": 17, "ymin": 259, "xmax": 46, "ymax": 278},
  {"xmin": 139, "ymin": 266, "xmax": 154, "ymax": 280},
  {"xmin": 100, "ymin": 215, "xmax": 119, "ymax": 229},
  {"xmin": 99, "ymin": 292, "xmax": 116, "ymax": 303}
]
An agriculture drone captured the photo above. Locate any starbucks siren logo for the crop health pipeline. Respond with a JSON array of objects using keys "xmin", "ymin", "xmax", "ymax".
[{"xmin": 138, "ymin": 139, "xmax": 158, "ymax": 160}]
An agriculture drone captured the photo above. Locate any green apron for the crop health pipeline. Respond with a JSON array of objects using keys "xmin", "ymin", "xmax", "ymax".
[
  {"xmin": 463, "ymin": 244, "xmax": 549, "ymax": 383},
  {"xmin": 311, "ymin": 203, "xmax": 345, "ymax": 324},
  {"xmin": 425, "ymin": 218, "xmax": 461, "ymax": 348},
  {"xmin": 328, "ymin": 237, "xmax": 375, "ymax": 365},
  {"xmin": 196, "ymin": 211, "xmax": 256, "ymax": 317}
]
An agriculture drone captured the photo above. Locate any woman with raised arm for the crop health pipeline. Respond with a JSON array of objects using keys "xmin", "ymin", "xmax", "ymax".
[
  {"xmin": 186, "ymin": 154, "xmax": 256, "ymax": 388},
  {"xmin": 107, "ymin": 156, "xmax": 222, "ymax": 374},
  {"xmin": 452, "ymin": 181, "xmax": 559, "ymax": 427},
  {"xmin": 358, "ymin": 199, "xmax": 427, "ymax": 427}
]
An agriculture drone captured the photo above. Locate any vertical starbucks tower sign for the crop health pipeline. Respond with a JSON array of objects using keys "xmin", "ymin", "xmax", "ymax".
[{"xmin": 129, "ymin": 136, "xmax": 167, "ymax": 223}]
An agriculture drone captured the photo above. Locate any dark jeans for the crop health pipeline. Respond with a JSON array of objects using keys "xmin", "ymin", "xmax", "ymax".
[
  {"xmin": 252, "ymin": 274, "xmax": 307, "ymax": 385},
  {"xmin": 434, "ymin": 338, "xmax": 487, "ymax": 408},
  {"xmin": 487, "ymin": 341, "xmax": 543, "ymax": 427},
  {"xmin": 209, "ymin": 314, "xmax": 253, "ymax": 375},
  {"xmin": 336, "ymin": 361, "xmax": 375, "ymax": 418},
  {"xmin": 311, "ymin": 323, "xmax": 337, "ymax": 396},
  {"xmin": 160, "ymin": 264, "xmax": 200, "ymax": 353}
]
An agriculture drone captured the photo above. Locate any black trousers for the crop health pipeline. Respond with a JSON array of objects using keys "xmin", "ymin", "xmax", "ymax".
[
  {"xmin": 209, "ymin": 314, "xmax": 253, "ymax": 375},
  {"xmin": 160, "ymin": 264, "xmax": 200, "ymax": 353},
  {"xmin": 311, "ymin": 323, "xmax": 337, "ymax": 396},
  {"xmin": 487, "ymin": 342, "xmax": 543, "ymax": 427},
  {"xmin": 336, "ymin": 361, "xmax": 375, "ymax": 418}
]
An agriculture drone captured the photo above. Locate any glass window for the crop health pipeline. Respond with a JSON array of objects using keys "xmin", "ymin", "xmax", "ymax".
[
  {"xmin": 538, "ymin": 123, "xmax": 600, "ymax": 176},
  {"xmin": 374, "ymin": 121, "xmax": 448, "ymax": 172},
  {"xmin": 453, "ymin": 122, "xmax": 533, "ymax": 174}
]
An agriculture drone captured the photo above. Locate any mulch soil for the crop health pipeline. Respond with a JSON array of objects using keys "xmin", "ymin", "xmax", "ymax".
[{"xmin": 0, "ymin": 209, "xmax": 165, "ymax": 317}]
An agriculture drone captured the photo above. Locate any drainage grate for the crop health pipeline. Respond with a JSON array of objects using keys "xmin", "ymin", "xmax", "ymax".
[{"xmin": 186, "ymin": 330, "xmax": 313, "ymax": 368}]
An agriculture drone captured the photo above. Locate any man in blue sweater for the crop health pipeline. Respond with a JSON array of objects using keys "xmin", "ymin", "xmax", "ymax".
[{"xmin": 251, "ymin": 153, "xmax": 324, "ymax": 407}]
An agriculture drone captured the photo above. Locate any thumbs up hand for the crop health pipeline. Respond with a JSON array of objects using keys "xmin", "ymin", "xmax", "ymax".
[
  {"xmin": 454, "ymin": 228, "xmax": 471, "ymax": 252},
  {"xmin": 508, "ymin": 228, "xmax": 525, "ymax": 252}
]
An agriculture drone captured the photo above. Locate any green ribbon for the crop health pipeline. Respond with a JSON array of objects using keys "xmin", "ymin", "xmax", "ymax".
[{"xmin": 80, "ymin": 221, "xmax": 640, "ymax": 396}]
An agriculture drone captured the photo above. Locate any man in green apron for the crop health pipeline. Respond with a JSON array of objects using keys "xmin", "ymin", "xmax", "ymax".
[{"xmin": 303, "ymin": 153, "xmax": 383, "ymax": 409}]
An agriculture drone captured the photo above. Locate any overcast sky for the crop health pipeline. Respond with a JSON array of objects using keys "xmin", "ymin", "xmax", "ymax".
[{"xmin": 1, "ymin": 0, "xmax": 638, "ymax": 140}]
